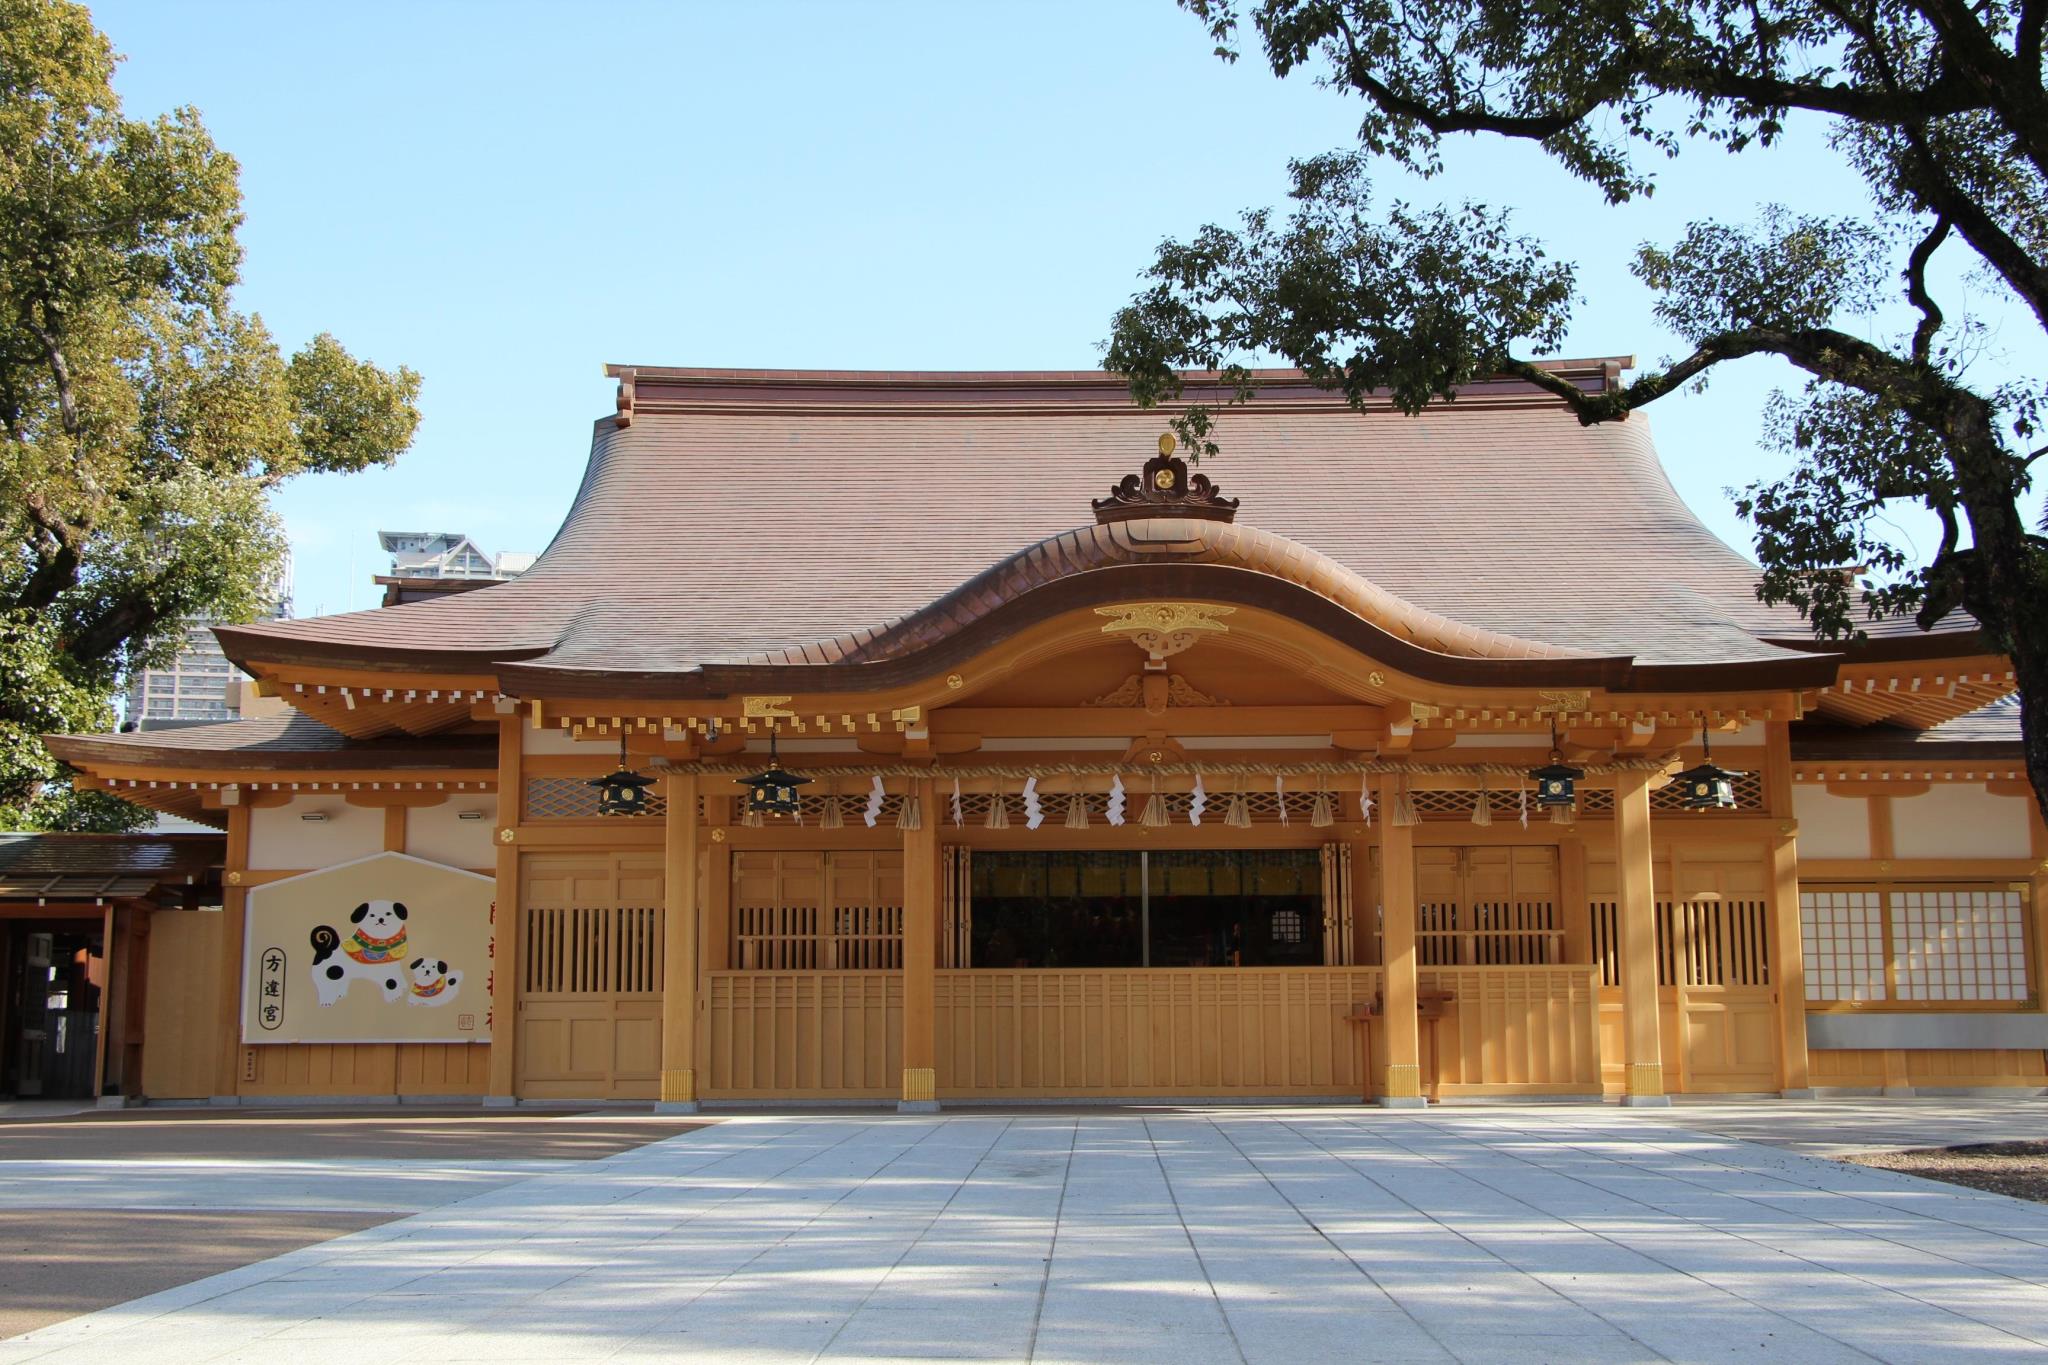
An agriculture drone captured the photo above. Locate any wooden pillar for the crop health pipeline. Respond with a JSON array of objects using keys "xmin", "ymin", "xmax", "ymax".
[
  {"xmin": 1558, "ymin": 834, "xmax": 1590, "ymax": 965},
  {"xmin": 2027, "ymin": 800, "xmax": 2047, "ymax": 1064},
  {"xmin": 1378, "ymin": 775, "xmax": 1423, "ymax": 1106},
  {"xmin": 93, "ymin": 902, "xmax": 115, "ymax": 1102},
  {"xmin": 704, "ymin": 796, "xmax": 733, "ymax": 972},
  {"xmin": 659, "ymin": 775, "xmax": 701, "ymax": 1112},
  {"xmin": 383, "ymin": 804, "xmax": 407, "ymax": 853},
  {"xmin": 215, "ymin": 801, "xmax": 251, "ymax": 1102},
  {"xmin": 1763, "ymin": 721, "xmax": 1812, "ymax": 1095},
  {"xmin": 486, "ymin": 715, "xmax": 521, "ymax": 1106},
  {"xmin": 900, "ymin": 778, "xmax": 940, "ymax": 1112},
  {"xmin": 1614, "ymin": 768, "xmax": 1670, "ymax": 1105}
]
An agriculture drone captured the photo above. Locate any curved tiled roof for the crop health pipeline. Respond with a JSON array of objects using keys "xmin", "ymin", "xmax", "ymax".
[
  {"xmin": 46, "ymin": 713, "xmax": 496, "ymax": 770},
  {"xmin": 214, "ymin": 365, "xmax": 1965, "ymax": 692},
  {"xmin": 1790, "ymin": 694, "xmax": 2023, "ymax": 761}
]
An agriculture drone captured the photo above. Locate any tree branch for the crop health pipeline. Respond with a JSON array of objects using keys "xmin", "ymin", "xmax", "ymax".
[
  {"xmin": 64, "ymin": 594, "xmax": 176, "ymax": 667},
  {"xmin": 11, "ymin": 494, "xmax": 85, "ymax": 612},
  {"xmin": 1910, "ymin": 0, "xmax": 2048, "ymax": 178},
  {"xmin": 25, "ymin": 315, "xmax": 80, "ymax": 438},
  {"xmin": 1906, "ymin": 216, "xmax": 1952, "ymax": 363},
  {"xmin": 2021, "ymin": 0, "xmax": 2045, "ymax": 78},
  {"xmin": 1505, "ymin": 323, "xmax": 1976, "ymax": 433}
]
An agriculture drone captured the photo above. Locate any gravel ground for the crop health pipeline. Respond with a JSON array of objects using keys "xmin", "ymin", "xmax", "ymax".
[{"xmin": 1848, "ymin": 1139, "xmax": 2048, "ymax": 1203}]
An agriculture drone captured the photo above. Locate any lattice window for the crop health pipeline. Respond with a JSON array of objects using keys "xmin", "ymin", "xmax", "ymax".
[
  {"xmin": 522, "ymin": 903, "xmax": 663, "ymax": 996},
  {"xmin": 1271, "ymin": 908, "xmax": 1304, "ymax": 944},
  {"xmin": 933, "ymin": 789, "xmax": 1325, "ymax": 827},
  {"xmin": 732, "ymin": 850, "xmax": 903, "ymax": 969},
  {"xmin": 1800, "ymin": 888, "xmax": 1890, "ymax": 1002},
  {"xmin": 1892, "ymin": 887, "xmax": 2028, "ymax": 1002},
  {"xmin": 1591, "ymin": 901, "xmax": 1620, "ymax": 986},
  {"xmin": 1656, "ymin": 899, "xmax": 1770, "ymax": 987},
  {"xmin": 755, "ymin": 793, "xmax": 905, "ymax": 826},
  {"xmin": 525, "ymin": 776, "xmax": 667, "ymax": 820}
]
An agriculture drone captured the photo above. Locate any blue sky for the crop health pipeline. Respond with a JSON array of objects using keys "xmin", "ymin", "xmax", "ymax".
[{"xmin": 92, "ymin": 1, "xmax": 2041, "ymax": 621}]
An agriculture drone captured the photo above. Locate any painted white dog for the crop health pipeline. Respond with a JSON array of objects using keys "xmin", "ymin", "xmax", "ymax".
[
  {"xmin": 405, "ymin": 957, "xmax": 463, "ymax": 1008},
  {"xmin": 309, "ymin": 900, "xmax": 410, "ymax": 1006}
]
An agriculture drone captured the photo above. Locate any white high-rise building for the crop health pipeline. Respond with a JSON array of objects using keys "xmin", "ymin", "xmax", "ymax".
[{"xmin": 378, "ymin": 531, "xmax": 533, "ymax": 581}]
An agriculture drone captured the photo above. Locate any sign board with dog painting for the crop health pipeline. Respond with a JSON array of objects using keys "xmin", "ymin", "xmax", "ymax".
[{"xmin": 241, "ymin": 852, "xmax": 493, "ymax": 1045}]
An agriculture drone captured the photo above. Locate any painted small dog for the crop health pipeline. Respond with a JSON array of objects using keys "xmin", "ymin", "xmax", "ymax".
[
  {"xmin": 405, "ymin": 958, "xmax": 462, "ymax": 1007},
  {"xmin": 309, "ymin": 900, "xmax": 410, "ymax": 1006}
]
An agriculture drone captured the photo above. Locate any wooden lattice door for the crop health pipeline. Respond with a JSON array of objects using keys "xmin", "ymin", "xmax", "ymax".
[{"xmin": 516, "ymin": 852, "xmax": 663, "ymax": 1100}]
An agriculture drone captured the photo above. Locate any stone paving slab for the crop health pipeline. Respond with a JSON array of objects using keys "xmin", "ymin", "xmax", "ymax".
[{"xmin": 6, "ymin": 1107, "xmax": 2048, "ymax": 1363}]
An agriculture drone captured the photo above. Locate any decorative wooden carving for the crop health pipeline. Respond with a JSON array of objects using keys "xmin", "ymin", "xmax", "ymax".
[
  {"xmin": 1166, "ymin": 675, "xmax": 1227, "ymax": 707},
  {"xmin": 1084, "ymin": 672, "xmax": 1231, "ymax": 709},
  {"xmin": 1092, "ymin": 435, "xmax": 1239, "ymax": 523}
]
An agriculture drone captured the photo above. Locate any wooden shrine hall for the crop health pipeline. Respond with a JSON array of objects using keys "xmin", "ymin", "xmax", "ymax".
[{"xmin": 46, "ymin": 362, "xmax": 2048, "ymax": 1108}]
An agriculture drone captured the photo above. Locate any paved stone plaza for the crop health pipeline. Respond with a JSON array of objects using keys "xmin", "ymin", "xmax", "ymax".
[{"xmin": 5, "ymin": 1104, "xmax": 2048, "ymax": 1363}]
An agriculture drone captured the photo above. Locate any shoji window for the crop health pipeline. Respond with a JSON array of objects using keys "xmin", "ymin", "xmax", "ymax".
[{"xmin": 1800, "ymin": 884, "xmax": 2030, "ymax": 1006}]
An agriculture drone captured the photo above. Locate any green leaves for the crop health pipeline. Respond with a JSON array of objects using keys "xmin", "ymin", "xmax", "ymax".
[
  {"xmin": 1104, "ymin": 152, "xmax": 1574, "ymax": 454},
  {"xmin": 1635, "ymin": 209, "xmax": 1888, "ymax": 343},
  {"xmin": 287, "ymin": 333, "xmax": 423, "ymax": 478},
  {"xmin": 0, "ymin": 0, "xmax": 421, "ymax": 830}
]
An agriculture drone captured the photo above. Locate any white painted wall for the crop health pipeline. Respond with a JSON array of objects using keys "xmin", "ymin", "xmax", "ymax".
[
  {"xmin": 523, "ymin": 725, "xmax": 596, "ymax": 756},
  {"xmin": 249, "ymin": 796, "xmax": 382, "ymax": 870},
  {"xmin": 1890, "ymin": 785, "xmax": 2034, "ymax": 860},
  {"xmin": 407, "ymin": 796, "xmax": 498, "ymax": 870},
  {"xmin": 1793, "ymin": 786, "xmax": 1871, "ymax": 859}
]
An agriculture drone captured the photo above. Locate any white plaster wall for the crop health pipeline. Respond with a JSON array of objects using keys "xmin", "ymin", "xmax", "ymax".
[
  {"xmin": 1890, "ymin": 784, "xmax": 2034, "ymax": 860},
  {"xmin": 1792, "ymin": 786, "xmax": 1871, "ymax": 859},
  {"xmin": 249, "ymin": 796, "xmax": 383, "ymax": 870},
  {"xmin": 523, "ymin": 725, "xmax": 596, "ymax": 756},
  {"xmin": 407, "ymin": 797, "xmax": 498, "ymax": 870}
]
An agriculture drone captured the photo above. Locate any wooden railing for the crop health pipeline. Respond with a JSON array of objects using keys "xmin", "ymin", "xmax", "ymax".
[
  {"xmin": 1416, "ymin": 966, "xmax": 1601, "ymax": 1094},
  {"xmin": 698, "ymin": 964, "xmax": 1604, "ymax": 1100},
  {"xmin": 932, "ymin": 967, "xmax": 1382, "ymax": 1097},
  {"xmin": 705, "ymin": 971, "xmax": 901, "ymax": 1096}
]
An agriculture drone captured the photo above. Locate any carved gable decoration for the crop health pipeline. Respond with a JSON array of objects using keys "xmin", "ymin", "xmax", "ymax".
[{"xmin": 1093, "ymin": 435, "xmax": 1239, "ymax": 524}]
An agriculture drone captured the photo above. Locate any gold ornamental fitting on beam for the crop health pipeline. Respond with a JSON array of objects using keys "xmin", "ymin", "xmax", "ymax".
[{"xmin": 1097, "ymin": 602, "xmax": 1235, "ymax": 663}]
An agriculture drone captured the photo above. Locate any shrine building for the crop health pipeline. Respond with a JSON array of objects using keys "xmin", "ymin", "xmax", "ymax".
[{"xmin": 43, "ymin": 361, "xmax": 2048, "ymax": 1108}]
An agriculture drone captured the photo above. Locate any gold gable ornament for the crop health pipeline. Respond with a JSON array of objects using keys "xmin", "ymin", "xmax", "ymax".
[{"xmin": 1096, "ymin": 602, "xmax": 1235, "ymax": 664}]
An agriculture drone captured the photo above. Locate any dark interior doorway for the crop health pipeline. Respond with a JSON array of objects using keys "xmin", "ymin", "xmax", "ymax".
[
  {"xmin": 2, "ymin": 925, "xmax": 103, "ymax": 1099},
  {"xmin": 969, "ymin": 849, "xmax": 1322, "ymax": 969}
]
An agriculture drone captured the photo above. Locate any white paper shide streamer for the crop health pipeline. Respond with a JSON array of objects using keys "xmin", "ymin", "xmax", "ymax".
[
  {"xmin": 951, "ymin": 778, "xmax": 964, "ymax": 827},
  {"xmin": 1022, "ymin": 776, "xmax": 1044, "ymax": 830},
  {"xmin": 1188, "ymin": 772, "xmax": 1207, "ymax": 826},
  {"xmin": 1106, "ymin": 773, "xmax": 1127, "ymax": 827},
  {"xmin": 1275, "ymin": 773, "xmax": 1288, "ymax": 825},
  {"xmin": 863, "ymin": 774, "xmax": 885, "ymax": 828}
]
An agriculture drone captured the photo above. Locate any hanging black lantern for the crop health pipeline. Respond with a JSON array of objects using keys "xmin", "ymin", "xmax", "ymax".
[
  {"xmin": 1529, "ymin": 719, "xmax": 1583, "ymax": 808},
  {"xmin": 1676, "ymin": 722, "xmax": 1742, "ymax": 810},
  {"xmin": 738, "ymin": 731, "xmax": 811, "ymax": 818},
  {"xmin": 588, "ymin": 734, "xmax": 656, "ymax": 817}
]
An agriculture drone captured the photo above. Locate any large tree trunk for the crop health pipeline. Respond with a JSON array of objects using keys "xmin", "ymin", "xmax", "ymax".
[{"xmin": 1949, "ymin": 411, "xmax": 2048, "ymax": 833}]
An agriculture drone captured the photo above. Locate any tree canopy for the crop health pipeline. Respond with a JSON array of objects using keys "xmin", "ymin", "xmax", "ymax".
[
  {"xmin": 0, "ymin": 0, "xmax": 421, "ymax": 829},
  {"xmin": 1107, "ymin": 0, "xmax": 2048, "ymax": 825}
]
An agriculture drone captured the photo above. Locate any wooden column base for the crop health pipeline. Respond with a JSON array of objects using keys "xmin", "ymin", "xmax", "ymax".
[
  {"xmin": 899, "ymin": 1066, "xmax": 939, "ymax": 1113},
  {"xmin": 1622, "ymin": 1061, "xmax": 1672, "ymax": 1107},
  {"xmin": 657, "ymin": 1067, "xmax": 699, "ymax": 1114},
  {"xmin": 1379, "ymin": 1062, "xmax": 1425, "ymax": 1108}
]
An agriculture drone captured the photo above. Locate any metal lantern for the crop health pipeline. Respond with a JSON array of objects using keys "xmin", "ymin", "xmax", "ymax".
[
  {"xmin": 1528, "ymin": 720, "xmax": 1582, "ymax": 808},
  {"xmin": 587, "ymin": 735, "xmax": 656, "ymax": 817},
  {"xmin": 1676, "ymin": 723, "xmax": 1742, "ymax": 810},
  {"xmin": 737, "ymin": 731, "xmax": 811, "ymax": 818}
]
